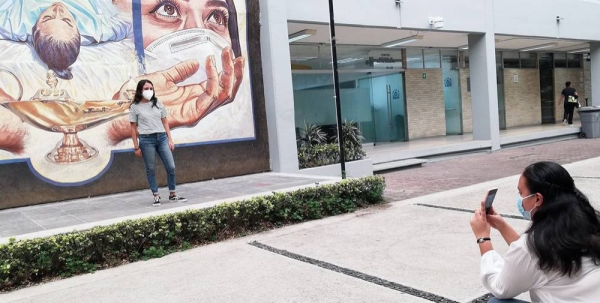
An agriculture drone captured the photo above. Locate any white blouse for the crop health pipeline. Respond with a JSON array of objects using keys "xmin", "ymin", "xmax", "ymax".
[{"xmin": 481, "ymin": 234, "xmax": 600, "ymax": 303}]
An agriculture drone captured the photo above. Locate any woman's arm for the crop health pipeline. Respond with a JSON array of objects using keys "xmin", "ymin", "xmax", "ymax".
[
  {"xmin": 486, "ymin": 207, "xmax": 520, "ymax": 246},
  {"xmin": 131, "ymin": 122, "xmax": 139, "ymax": 149},
  {"xmin": 162, "ymin": 117, "xmax": 174, "ymax": 151},
  {"xmin": 497, "ymin": 221, "xmax": 520, "ymax": 246},
  {"xmin": 130, "ymin": 122, "xmax": 142, "ymax": 158},
  {"xmin": 481, "ymin": 237, "xmax": 547, "ymax": 299}
]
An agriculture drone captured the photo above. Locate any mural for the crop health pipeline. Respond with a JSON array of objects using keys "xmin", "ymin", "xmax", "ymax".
[{"xmin": 0, "ymin": 0, "xmax": 254, "ymax": 185}]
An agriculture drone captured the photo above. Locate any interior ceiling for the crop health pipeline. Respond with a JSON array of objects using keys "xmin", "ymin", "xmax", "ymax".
[{"xmin": 288, "ymin": 22, "xmax": 591, "ymax": 56}]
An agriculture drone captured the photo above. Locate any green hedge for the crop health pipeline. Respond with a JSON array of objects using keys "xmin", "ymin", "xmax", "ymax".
[
  {"xmin": 0, "ymin": 176, "xmax": 386, "ymax": 291},
  {"xmin": 298, "ymin": 142, "xmax": 367, "ymax": 169}
]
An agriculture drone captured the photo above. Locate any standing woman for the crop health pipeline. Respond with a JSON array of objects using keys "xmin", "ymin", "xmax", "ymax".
[
  {"xmin": 130, "ymin": 79, "xmax": 187, "ymax": 206},
  {"xmin": 470, "ymin": 161, "xmax": 600, "ymax": 302}
]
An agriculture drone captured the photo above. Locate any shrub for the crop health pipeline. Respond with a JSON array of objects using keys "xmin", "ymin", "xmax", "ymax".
[
  {"xmin": 0, "ymin": 176, "xmax": 386, "ymax": 291},
  {"xmin": 297, "ymin": 120, "xmax": 367, "ymax": 169},
  {"xmin": 296, "ymin": 122, "xmax": 327, "ymax": 148}
]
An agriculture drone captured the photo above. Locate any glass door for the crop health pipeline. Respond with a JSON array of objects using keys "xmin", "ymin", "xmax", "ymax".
[
  {"xmin": 368, "ymin": 73, "xmax": 407, "ymax": 143},
  {"xmin": 442, "ymin": 52, "xmax": 463, "ymax": 135},
  {"xmin": 539, "ymin": 53, "xmax": 555, "ymax": 123},
  {"xmin": 497, "ymin": 52, "xmax": 507, "ymax": 130}
]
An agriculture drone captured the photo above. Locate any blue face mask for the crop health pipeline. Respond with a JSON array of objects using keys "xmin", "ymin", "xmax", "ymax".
[{"xmin": 516, "ymin": 193, "xmax": 536, "ymax": 220}]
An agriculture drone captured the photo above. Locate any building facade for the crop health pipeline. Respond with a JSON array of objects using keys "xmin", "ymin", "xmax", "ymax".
[
  {"xmin": 0, "ymin": 0, "xmax": 599, "ymax": 208},
  {"xmin": 262, "ymin": 0, "xmax": 600, "ymax": 174}
]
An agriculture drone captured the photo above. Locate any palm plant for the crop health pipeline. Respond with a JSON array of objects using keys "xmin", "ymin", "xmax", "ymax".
[
  {"xmin": 334, "ymin": 120, "xmax": 366, "ymax": 161},
  {"xmin": 297, "ymin": 122, "xmax": 327, "ymax": 148},
  {"xmin": 334, "ymin": 120, "xmax": 364, "ymax": 146}
]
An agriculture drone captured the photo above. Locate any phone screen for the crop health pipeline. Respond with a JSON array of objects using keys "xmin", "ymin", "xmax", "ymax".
[{"xmin": 484, "ymin": 188, "xmax": 498, "ymax": 213}]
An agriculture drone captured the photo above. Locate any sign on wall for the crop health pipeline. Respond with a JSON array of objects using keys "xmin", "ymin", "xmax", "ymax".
[
  {"xmin": 368, "ymin": 50, "xmax": 403, "ymax": 69},
  {"xmin": 0, "ymin": 0, "xmax": 255, "ymax": 185}
]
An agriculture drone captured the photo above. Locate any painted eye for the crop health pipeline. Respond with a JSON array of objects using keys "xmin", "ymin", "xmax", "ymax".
[
  {"xmin": 207, "ymin": 11, "xmax": 227, "ymax": 26},
  {"xmin": 154, "ymin": 3, "xmax": 180, "ymax": 19}
]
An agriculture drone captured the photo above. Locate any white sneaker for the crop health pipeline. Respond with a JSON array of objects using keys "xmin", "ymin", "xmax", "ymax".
[
  {"xmin": 563, "ymin": 119, "xmax": 567, "ymax": 126},
  {"xmin": 169, "ymin": 195, "xmax": 187, "ymax": 203}
]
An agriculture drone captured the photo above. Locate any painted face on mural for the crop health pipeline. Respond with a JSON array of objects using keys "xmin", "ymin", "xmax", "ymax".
[
  {"xmin": 32, "ymin": 2, "xmax": 81, "ymax": 80},
  {"xmin": 35, "ymin": 3, "xmax": 79, "ymax": 42},
  {"xmin": 137, "ymin": 0, "xmax": 233, "ymax": 48}
]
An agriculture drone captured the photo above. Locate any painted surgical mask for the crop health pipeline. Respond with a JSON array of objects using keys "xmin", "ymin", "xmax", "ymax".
[
  {"xmin": 144, "ymin": 29, "xmax": 229, "ymax": 86},
  {"xmin": 516, "ymin": 193, "xmax": 536, "ymax": 220}
]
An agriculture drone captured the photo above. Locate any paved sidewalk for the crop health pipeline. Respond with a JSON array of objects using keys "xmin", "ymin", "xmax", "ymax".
[
  {"xmin": 382, "ymin": 137, "xmax": 600, "ymax": 201},
  {"xmin": 3, "ymin": 155, "xmax": 599, "ymax": 302},
  {"xmin": 0, "ymin": 173, "xmax": 332, "ymax": 242},
  {"xmin": 2, "ymin": 139, "xmax": 600, "ymax": 302}
]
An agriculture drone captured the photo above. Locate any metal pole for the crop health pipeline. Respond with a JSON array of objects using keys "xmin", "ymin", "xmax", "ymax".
[{"xmin": 327, "ymin": 0, "xmax": 346, "ymax": 179}]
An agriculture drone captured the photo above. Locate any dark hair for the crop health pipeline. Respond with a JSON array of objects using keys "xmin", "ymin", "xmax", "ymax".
[
  {"xmin": 522, "ymin": 161, "xmax": 600, "ymax": 276},
  {"xmin": 32, "ymin": 25, "xmax": 81, "ymax": 80},
  {"xmin": 566, "ymin": 81, "xmax": 572, "ymax": 87},
  {"xmin": 132, "ymin": 79, "xmax": 158, "ymax": 108},
  {"xmin": 226, "ymin": 0, "xmax": 242, "ymax": 58}
]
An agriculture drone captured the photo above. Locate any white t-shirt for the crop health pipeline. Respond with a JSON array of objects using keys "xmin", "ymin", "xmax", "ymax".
[
  {"xmin": 129, "ymin": 100, "xmax": 167, "ymax": 135},
  {"xmin": 481, "ymin": 234, "xmax": 600, "ymax": 302}
]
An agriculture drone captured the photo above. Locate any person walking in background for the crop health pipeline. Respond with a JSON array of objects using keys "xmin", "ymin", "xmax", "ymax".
[
  {"xmin": 558, "ymin": 81, "xmax": 579, "ymax": 126},
  {"xmin": 130, "ymin": 79, "xmax": 187, "ymax": 206},
  {"xmin": 470, "ymin": 161, "xmax": 600, "ymax": 302}
]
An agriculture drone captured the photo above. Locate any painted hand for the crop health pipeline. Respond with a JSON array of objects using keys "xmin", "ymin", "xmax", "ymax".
[
  {"xmin": 0, "ymin": 88, "xmax": 16, "ymax": 102},
  {"xmin": 108, "ymin": 47, "xmax": 245, "ymax": 145}
]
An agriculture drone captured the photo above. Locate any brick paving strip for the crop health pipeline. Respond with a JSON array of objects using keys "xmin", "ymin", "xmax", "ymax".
[
  {"xmin": 381, "ymin": 138, "xmax": 600, "ymax": 202},
  {"xmin": 250, "ymin": 241, "xmax": 460, "ymax": 303}
]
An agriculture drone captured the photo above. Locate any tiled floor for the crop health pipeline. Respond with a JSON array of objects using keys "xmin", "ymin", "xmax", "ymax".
[
  {"xmin": 0, "ymin": 173, "xmax": 330, "ymax": 239},
  {"xmin": 364, "ymin": 123, "xmax": 581, "ymax": 163}
]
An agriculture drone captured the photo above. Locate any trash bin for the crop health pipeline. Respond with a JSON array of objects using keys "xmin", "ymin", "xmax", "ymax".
[{"xmin": 578, "ymin": 106, "xmax": 600, "ymax": 138}]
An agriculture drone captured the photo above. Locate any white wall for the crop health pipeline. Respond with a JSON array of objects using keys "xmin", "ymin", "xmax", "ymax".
[
  {"xmin": 285, "ymin": 0, "xmax": 486, "ymax": 32},
  {"xmin": 285, "ymin": 0, "xmax": 600, "ymax": 40},
  {"xmin": 493, "ymin": 0, "xmax": 600, "ymax": 40}
]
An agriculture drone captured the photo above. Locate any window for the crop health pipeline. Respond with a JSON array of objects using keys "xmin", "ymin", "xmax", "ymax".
[
  {"xmin": 567, "ymin": 54, "xmax": 582, "ymax": 68},
  {"xmin": 520, "ymin": 53, "xmax": 538, "ymax": 68},
  {"xmin": 406, "ymin": 49, "xmax": 424, "ymax": 69},
  {"xmin": 502, "ymin": 52, "xmax": 520, "ymax": 68},
  {"xmin": 424, "ymin": 49, "xmax": 441, "ymax": 68},
  {"xmin": 554, "ymin": 53, "xmax": 567, "ymax": 68}
]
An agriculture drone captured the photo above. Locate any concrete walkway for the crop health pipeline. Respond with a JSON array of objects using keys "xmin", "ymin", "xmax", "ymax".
[
  {"xmin": 0, "ymin": 173, "xmax": 333, "ymax": 243},
  {"xmin": 1, "ymin": 156, "xmax": 599, "ymax": 302}
]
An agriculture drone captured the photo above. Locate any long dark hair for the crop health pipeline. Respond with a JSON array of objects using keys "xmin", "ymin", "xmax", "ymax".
[
  {"xmin": 523, "ymin": 161, "xmax": 600, "ymax": 276},
  {"xmin": 132, "ymin": 79, "xmax": 158, "ymax": 108},
  {"xmin": 226, "ymin": 0, "xmax": 242, "ymax": 58}
]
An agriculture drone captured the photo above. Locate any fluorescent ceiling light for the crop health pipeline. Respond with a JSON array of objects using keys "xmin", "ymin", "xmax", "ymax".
[
  {"xmin": 330, "ymin": 58, "xmax": 364, "ymax": 64},
  {"xmin": 460, "ymin": 39, "xmax": 500, "ymax": 50},
  {"xmin": 519, "ymin": 42, "xmax": 558, "ymax": 52},
  {"xmin": 381, "ymin": 35, "xmax": 424, "ymax": 48},
  {"xmin": 568, "ymin": 48, "xmax": 590, "ymax": 54},
  {"xmin": 291, "ymin": 57, "xmax": 317, "ymax": 62},
  {"xmin": 288, "ymin": 29, "xmax": 317, "ymax": 43}
]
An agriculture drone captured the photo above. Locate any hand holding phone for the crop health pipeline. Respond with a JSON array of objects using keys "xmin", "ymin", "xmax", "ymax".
[{"xmin": 484, "ymin": 188, "xmax": 498, "ymax": 214}]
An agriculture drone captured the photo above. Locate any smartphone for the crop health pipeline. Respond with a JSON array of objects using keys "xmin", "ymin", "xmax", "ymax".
[{"xmin": 484, "ymin": 188, "xmax": 498, "ymax": 214}]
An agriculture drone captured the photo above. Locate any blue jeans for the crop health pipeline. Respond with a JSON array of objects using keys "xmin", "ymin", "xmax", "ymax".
[
  {"xmin": 488, "ymin": 298, "xmax": 529, "ymax": 303},
  {"xmin": 138, "ymin": 133, "xmax": 176, "ymax": 195}
]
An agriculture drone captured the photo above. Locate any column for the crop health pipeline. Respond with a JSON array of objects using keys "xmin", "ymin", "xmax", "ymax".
[
  {"xmin": 259, "ymin": 0, "xmax": 299, "ymax": 173},
  {"xmin": 468, "ymin": 31, "xmax": 501, "ymax": 150},
  {"xmin": 590, "ymin": 42, "xmax": 600, "ymax": 106}
]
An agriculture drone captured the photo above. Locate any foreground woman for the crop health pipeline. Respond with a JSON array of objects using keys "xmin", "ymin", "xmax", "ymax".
[{"xmin": 470, "ymin": 161, "xmax": 600, "ymax": 302}]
